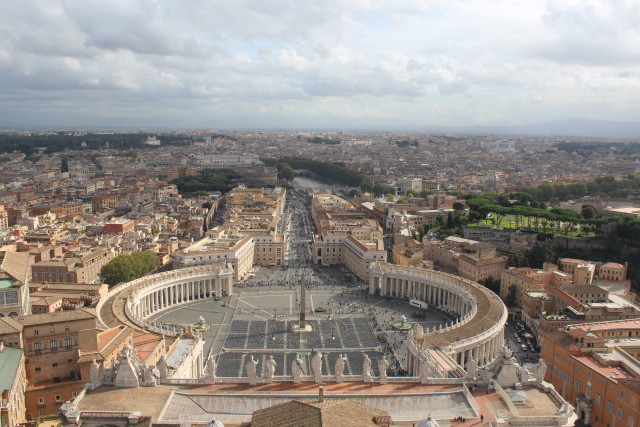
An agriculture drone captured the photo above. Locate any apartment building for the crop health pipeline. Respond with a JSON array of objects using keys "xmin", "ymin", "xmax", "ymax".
[
  {"xmin": 500, "ymin": 265, "xmax": 573, "ymax": 307},
  {"xmin": 541, "ymin": 320, "xmax": 640, "ymax": 427},
  {"xmin": 173, "ymin": 228, "xmax": 254, "ymax": 280},
  {"xmin": 424, "ymin": 236, "xmax": 507, "ymax": 283},
  {"xmin": 31, "ymin": 247, "xmax": 115, "ymax": 284},
  {"xmin": 16, "ymin": 308, "xmax": 98, "ymax": 419},
  {"xmin": 311, "ymin": 192, "xmax": 386, "ymax": 280}
]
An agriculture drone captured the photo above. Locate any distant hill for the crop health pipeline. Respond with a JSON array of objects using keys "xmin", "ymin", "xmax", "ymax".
[{"xmin": 459, "ymin": 118, "xmax": 640, "ymax": 138}]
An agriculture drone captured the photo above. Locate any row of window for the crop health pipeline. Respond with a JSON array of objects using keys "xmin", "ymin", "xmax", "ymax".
[
  {"xmin": 32, "ymin": 337, "xmax": 74, "ymax": 351},
  {"xmin": 33, "ymin": 326, "xmax": 71, "ymax": 336}
]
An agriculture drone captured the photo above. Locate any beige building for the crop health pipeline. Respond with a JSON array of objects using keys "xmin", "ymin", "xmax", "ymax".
[
  {"xmin": 500, "ymin": 265, "xmax": 572, "ymax": 307},
  {"xmin": 558, "ymin": 258, "xmax": 596, "ymax": 285},
  {"xmin": 174, "ymin": 187, "xmax": 288, "ymax": 274},
  {"xmin": 424, "ymin": 237, "xmax": 507, "ymax": 283},
  {"xmin": 311, "ymin": 193, "xmax": 386, "ymax": 281},
  {"xmin": 16, "ymin": 308, "xmax": 98, "ymax": 419},
  {"xmin": 391, "ymin": 239, "xmax": 431, "ymax": 268},
  {"xmin": 598, "ymin": 262, "xmax": 627, "ymax": 281},
  {"xmin": 173, "ymin": 227, "xmax": 254, "ymax": 280}
]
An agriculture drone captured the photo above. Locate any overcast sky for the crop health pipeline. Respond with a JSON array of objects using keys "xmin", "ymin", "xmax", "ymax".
[{"xmin": 1, "ymin": 0, "xmax": 639, "ymax": 130}]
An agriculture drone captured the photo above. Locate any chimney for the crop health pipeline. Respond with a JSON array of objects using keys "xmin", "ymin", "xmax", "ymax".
[{"xmin": 318, "ymin": 386, "xmax": 324, "ymax": 402}]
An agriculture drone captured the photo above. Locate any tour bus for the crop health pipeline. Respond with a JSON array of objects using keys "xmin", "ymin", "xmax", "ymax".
[{"xmin": 409, "ymin": 299, "xmax": 428, "ymax": 309}]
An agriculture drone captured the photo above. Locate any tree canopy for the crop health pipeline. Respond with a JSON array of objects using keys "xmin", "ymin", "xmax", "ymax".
[{"xmin": 100, "ymin": 251, "xmax": 159, "ymax": 287}]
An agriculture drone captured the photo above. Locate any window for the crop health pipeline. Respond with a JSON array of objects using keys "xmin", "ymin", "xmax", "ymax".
[
  {"xmin": 34, "ymin": 329, "xmax": 39, "ymax": 336},
  {"xmin": 38, "ymin": 406, "xmax": 45, "ymax": 417},
  {"xmin": 617, "ymin": 407, "xmax": 624, "ymax": 419},
  {"xmin": 595, "ymin": 393, "xmax": 602, "ymax": 404},
  {"xmin": 72, "ymin": 392, "xmax": 77, "ymax": 398},
  {"xmin": 33, "ymin": 341, "xmax": 41, "ymax": 351},
  {"xmin": 607, "ymin": 401, "xmax": 614, "ymax": 412},
  {"xmin": 50, "ymin": 328, "xmax": 55, "ymax": 335},
  {"xmin": 575, "ymin": 380, "xmax": 581, "ymax": 391},
  {"xmin": 629, "ymin": 415, "xmax": 635, "ymax": 427},
  {"xmin": 64, "ymin": 336, "xmax": 72, "ymax": 349},
  {"xmin": 50, "ymin": 339, "xmax": 57, "ymax": 350},
  {"xmin": 35, "ymin": 367, "xmax": 41, "ymax": 373},
  {"xmin": 566, "ymin": 374, "xmax": 571, "ymax": 384},
  {"xmin": 52, "ymin": 363, "xmax": 58, "ymax": 367},
  {"xmin": 67, "ymin": 359, "xmax": 73, "ymax": 364},
  {"xmin": 632, "ymin": 397, "xmax": 637, "ymax": 406},
  {"xmin": 65, "ymin": 326, "xmax": 70, "ymax": 332},
  {"xmin": 55, "ymin": 395, "xmax": 61, "ymax": 401},
  {"xmin": 38, "ymin": 398, "xmax": 44, "ymax": 404}
]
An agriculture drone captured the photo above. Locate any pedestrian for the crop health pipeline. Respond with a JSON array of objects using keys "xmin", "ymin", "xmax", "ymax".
[{"xmin": 480, "ymin": 414, "xmax": 484, "ymax": 423}]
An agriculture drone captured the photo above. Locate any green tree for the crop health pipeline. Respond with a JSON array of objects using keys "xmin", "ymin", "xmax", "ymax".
[
  {"xmin": 275, "ymin": 162, "xmax": 295, "ymax": 181},
  {"xmin": 524, "ymin": 243, "xmax": 556, "ymax": 268},
  {"xmin": 100, "ymin": 251, "xmax": 159, "ymax": 287},
  {"xmin": 581, "ymin": 204, "xmax": 597, "ymax": 219}
]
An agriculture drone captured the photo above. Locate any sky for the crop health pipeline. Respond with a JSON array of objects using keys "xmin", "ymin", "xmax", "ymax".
[{"xmin": 1, "ymin": 0, "xmax": 639, "ymax": 130}]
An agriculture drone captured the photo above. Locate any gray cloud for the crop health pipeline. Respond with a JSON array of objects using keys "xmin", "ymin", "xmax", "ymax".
[{"xmin": 0, "ymin": 0, "xmax": 639, "ymax": 128}]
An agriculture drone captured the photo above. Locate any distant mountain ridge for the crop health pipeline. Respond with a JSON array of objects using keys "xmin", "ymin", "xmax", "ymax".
[{"xmin": 457, "ymin": 118, "xmax": 640, "ymax": 138}]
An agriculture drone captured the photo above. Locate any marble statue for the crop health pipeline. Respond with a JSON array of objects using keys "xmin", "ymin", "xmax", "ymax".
[
  {"xmin": 157, "ymin": 355, "xmax": 169, "ymax": 379},
  {"xmin": 90, "ymin": 359, "xmax": 100, "ymax": 384},
  {"xmin": 335, "ymin": 354, "xmax": 347, "ymax": 382},
  {"xmin": 502, "ymin": 346, "xmax": 513, "ymax": 359},
  {"xmin": 292, "ymin": 353, "xmax": 303, "ymax": 383},
  {"xmin": 415, "ymin": 324, "xmax": 424, "ymax": 339},
  {"xmin": 465, "ymin": 357, "xmax": 477, "ymax": 380},
  {"xmin": 312, "ymin": 351, "xmax": 323, "ymax": 383},
  {"xmin": 419, "ymin": 358, "xmax": 430, "ymax": 384},
  {"xmin": 378, "ymin": 356, "xmax": 390, "ymax": 384},
  {"xmin": 265, "ymin": 356, "xmax": 277, "ymax": 383},
  {"xmin": 207, "ymin": 355, "xmax": 217, "ymax": 379},
  {"xmin": 246, "ymin": 355, "xmax": 259, "ymax": 385},
  {"xmin": 535, "ymin": 357, "xmax": 547, "ymax": 383},
  {"xmin": 143, "ymin": 365, "xmax": 156, "ymax": 384},
  {"xmin": 519, "ymin": 365, "xmax": 529, "ymax": 383},
  {"xmin": 362, "ymin": 354, "xmax": 372, "ymax": 381}
]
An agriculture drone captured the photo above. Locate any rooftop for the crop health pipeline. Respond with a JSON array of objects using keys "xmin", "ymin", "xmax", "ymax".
[
  {"xmin": 0, "ymin": 346, "xmax": 23, "ymax": 392},
  {"xmin": 0, "ymin": 278, "xmax": 15, "ymax": 289}
]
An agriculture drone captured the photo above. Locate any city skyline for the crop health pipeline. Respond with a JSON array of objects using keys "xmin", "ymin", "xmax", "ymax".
[{"xmin": 1, "ymin": 1, "xmax": 639, "ymax": 132}]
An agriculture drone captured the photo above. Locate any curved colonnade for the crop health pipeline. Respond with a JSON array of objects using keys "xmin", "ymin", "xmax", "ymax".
[
  {"xmin": 368, "ymin": 262, "xmax": 507, "ymax": 377},
  {"xmin": 97, "ymin": 264, "xmax": 234, "ymax": 336}
]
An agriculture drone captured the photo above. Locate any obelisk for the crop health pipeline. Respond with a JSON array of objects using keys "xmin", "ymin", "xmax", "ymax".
[
  {"xmin": 293, "ymin": 273, "xmax": 312, "ymax": 332},
  {"xmin": 299, "ymin": 273, "xmax": 306, "ymax": 329}
]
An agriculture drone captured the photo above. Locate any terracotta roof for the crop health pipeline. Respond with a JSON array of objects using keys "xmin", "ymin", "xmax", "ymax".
[
  {"xmin": 251, "ymin": 399, "xmax": 389, "ymax": 427},
  {"xmin": 0, "ymin": 317, "xmax": 24, "ymax": 334},
  {"xmin": 543, "ymin": 331, "xmax": 575, "ymax": 348},
  {"xmin": 78, "ymin": 326, "xmax": 132, "ymax": 363},
  {"xmin": 0, "ymin": 251, "xmax": 30, "ymax": 285},
  {"xmin": 14, "ymin": 307, "xmax": 97, "ymax": 326},
  {"xmin": 560, "ymin": 284, "xmax": 608, "ymax": 295}
]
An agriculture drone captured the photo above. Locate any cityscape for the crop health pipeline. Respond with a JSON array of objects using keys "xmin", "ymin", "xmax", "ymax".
[{"xmin": 1, "ymin": 1, "xmax": 640, "ymax": 427}]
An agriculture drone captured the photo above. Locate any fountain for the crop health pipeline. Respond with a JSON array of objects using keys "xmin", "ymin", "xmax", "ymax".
[{"xmin": 393, "ymin": 314, "xmax": 412, "ymax": 331}]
